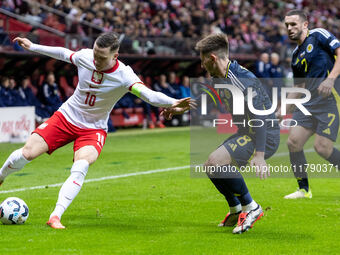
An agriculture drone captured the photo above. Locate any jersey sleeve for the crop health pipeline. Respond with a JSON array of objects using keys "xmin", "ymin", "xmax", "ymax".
[
  {"xmin": 122, "ymin": 66, "xmax": 143, "ymax": 90},
  {"xmin": 29, "ymin": 43, "xmax": 74, "ymax": 63},
  {"xmin": 68, "ymin": 49, "xmax": 88, "ymax": 66},
  {"xmin": 313, "ymin": 28, "xmax": 340, "ymax": 54}
]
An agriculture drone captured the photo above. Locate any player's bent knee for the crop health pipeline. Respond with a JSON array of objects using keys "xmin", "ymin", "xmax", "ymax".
[
  {"xmin": 205, "ymin": 154, "xmax": 223, "ymax": 167},
  {"xmin": 22, "ymin": 133, "xmax": 49, "ymax": 161},
  {"xmin": 287, "ymin": 136, "xmax": 303, "ymax": 151},
  {"xmin": 74, "ymin": 146, "xmax": 99, "ymax": 165},
  {"xmin": 205, "ymin": 151, "xmax": 231, "ymax": 167},
  {"xmin": 314, "ymin": 142, "xmax": 332, "ymax": 158},
  {"xmin": 22, "ymin": 144, "xmax": 43, "ymax": 161}
]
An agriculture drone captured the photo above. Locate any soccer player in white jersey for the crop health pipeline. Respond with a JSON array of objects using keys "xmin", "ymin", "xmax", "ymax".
[{"xmin": 0, "ymin": 32, "xmax": 193, "ymax": 229}]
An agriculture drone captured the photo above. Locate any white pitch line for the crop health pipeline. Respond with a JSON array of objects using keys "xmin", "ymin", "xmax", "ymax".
[
  {"xmin": 0, "ymin": 165, "xmax": 190, "ymax": 194},
  {"xmin": 0, "ymin": 144, "xmax": 334, "ymax": 194}
]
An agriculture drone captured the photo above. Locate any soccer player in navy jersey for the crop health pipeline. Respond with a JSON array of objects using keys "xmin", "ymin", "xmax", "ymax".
[
  {"xmin": 280, "ymin": 10, "xmax": 340, "ymax": 199},
  {"xmin": 164, "ymin": 33, "xmax": 280, "ymax": 234}
]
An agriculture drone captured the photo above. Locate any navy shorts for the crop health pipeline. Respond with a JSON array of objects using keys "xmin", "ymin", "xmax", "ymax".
[
  {"xmin": 292, "ymin": 103, "xmax": 339, "ymax": 142},
  {"xmin": 221, "ymin": 132, "xmax": 280, "ymax": 167}
]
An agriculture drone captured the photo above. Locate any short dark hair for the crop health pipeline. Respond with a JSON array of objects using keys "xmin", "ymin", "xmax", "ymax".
[
  {"xmin": 285, "ymin": 9, "xmax": 308, "ymax": 22},
  {"xmin": 95, "ymin": 32, "xmax": 120, "ymax": 52},
  {"xmin": 195, "ymin": 33, "xmax": 229, "ymax": 58}
]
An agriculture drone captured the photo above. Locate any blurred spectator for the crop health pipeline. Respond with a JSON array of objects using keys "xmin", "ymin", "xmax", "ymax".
[
  {"xmin": 153, "ymin": 74, "xmax": 178, "ymax": 98},
  {"xmin": 255, "ymin": 53, "xmax": 272, "ymax": 98},
  {"xmin": 269, "ymin": 52, "xmax": 285, "ymax": 100},
  {"xmin": 38, "ymin": 72, "xmax": 62, "ymax": 115},
  {"xmin": 0, "ymin": 19, "xmax": 11, "ymax": 47},
  {"xmin": 9, "ymin": 77, "xmax": 27, "ymax": 106},
  {"xmin": 179, "ymin": 76, "xmax": 190, "ymax": 98},
  {"xmin": 255, "ymin": 53, "xmax": 271, "ymax": 78},
  {"xmin": 18, "ymin": 76, "xmax": 50, "ymax": 121},
  {"xmin": 0, "ymin": 76, "xmax": 15, "ymax": 106},
  {"xmin": 168, "ymin": 71, "xmax": 181, "ymax": 99},
  {"xmin": 0, "ymin": 82, "xmax": 4, "ymax": 107}
]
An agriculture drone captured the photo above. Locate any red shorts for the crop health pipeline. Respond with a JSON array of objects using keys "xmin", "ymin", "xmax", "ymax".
[{"xmin": 33, "ymin": 111, "xmax": 107, "ymax": 155}]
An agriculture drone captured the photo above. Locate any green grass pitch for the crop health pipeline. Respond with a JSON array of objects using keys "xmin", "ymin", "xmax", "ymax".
[{"xmin": 0, "ymin": 127, "xmax": 339, "ymax": 254}]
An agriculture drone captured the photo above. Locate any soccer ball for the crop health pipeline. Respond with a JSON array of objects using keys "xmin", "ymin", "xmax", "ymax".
[{"xmin": 0, "ymin": 197, "xmax": 29, "ymax": 225}]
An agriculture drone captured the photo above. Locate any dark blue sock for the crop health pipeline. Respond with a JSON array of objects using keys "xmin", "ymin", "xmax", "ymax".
[
  {"xmin": 208, "ymin": 165, "xmax": 252, "ymax": 206},
  {"xmin": 290, "ymin": 151, "xmax": 309, "ymax": 191},
  {"xmin": 327, "ymin": 148, "xmax": 340, "ymax": 168},
  {"xmin": 209, "ymin": 177, "xmax": 241, "ymax": 207}
]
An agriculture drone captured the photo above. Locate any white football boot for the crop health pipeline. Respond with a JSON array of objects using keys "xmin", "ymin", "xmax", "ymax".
[
  {"xmin": 284, "ymin": 188, "xmax": 312, "ymax": 199},
  {"xmin": 232, "ymin": 205, "xmax": 264, "ymax": 234}
]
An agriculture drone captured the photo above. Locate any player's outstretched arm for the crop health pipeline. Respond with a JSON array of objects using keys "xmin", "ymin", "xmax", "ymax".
[
  {"xmin": 13, "ymin": 37, "xmax": 74, "ymax": 63},
  {"xmin": 130, "ymin": 83, "xmax": 196, "ymax": 114}
]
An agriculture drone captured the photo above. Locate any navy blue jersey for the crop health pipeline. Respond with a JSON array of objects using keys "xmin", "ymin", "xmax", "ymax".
[
  {"xmin": 291, "ymin": 28, "xmax": 340, "ymax": 107},
  {"xmin": 218, "ymin": 60, "xmax": 280, "ymax": 152}
]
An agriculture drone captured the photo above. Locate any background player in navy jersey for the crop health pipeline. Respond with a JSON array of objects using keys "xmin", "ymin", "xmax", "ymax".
[
  {"xmin": 280, "ymin": 10, "xmax": 340, "ymax": 199},
  {"xmin": 163, "ymin": 33, "xmax": 280, "ymax": 234}
]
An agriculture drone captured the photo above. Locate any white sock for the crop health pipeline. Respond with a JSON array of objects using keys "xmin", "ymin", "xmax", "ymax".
[
  {"xmin": 230, "ymin": 204, "xmax": 242, "ymax": 214},
  {"xmin": 242, "ymin": 200, "xmax": 258, "ymax": 212},
  {"xmin": 50, "ymin": 160, "xmax": 89, "ymax": 220},
  {"xmin": 0, "ymin": 148, "xmax": 30, "ymax": 181}
]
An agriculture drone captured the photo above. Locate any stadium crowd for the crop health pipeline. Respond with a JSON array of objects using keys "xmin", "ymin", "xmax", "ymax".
[{"xmin": 1, "ymin": 0, "xmax": 339, "ymax": 54}]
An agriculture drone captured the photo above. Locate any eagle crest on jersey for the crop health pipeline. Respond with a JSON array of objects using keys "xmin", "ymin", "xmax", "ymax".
[{"xmin": 91, "ymin": 70, "xmax": 104, "ymax": 85}]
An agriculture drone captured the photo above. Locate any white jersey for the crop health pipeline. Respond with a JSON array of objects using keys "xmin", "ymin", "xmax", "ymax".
[
  {"xmin": 58, "ymin": 49, "xmax": 141, "ymax": 131},
  {"xmin": 29, "ymin": 43, "xmax": 176, "ymax": 131}
]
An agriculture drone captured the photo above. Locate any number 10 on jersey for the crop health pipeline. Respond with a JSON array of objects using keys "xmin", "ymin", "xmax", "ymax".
[{"xmin": 85, "ymin": 92, "xmax": 96, "ymax": 106}]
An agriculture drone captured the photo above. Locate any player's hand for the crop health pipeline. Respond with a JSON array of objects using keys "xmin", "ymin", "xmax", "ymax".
[
  {"xmin": 160, "ymin": 98, "xmax": 197, "ymax": 120},
  {"xmin": 160, "ymin": 108, "xmax": 175, "ymax": 120},
  {"xmin": 318, "ymin": 78, "xmax": 334, "ymax": 98},
  {"xmin": 250, "ymin": 153, "xmax": 269, "ymax": 179},
  {"xmin": 13, "ymin": 37, "xmax": 32, "ymax": 50},
  {"xmin": 171, "ymin": 97, "xmax": 197, "ymax": 111}
]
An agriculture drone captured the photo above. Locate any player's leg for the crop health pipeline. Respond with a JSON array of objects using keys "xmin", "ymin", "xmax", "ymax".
[
  {"xmin": 0, "ymin": 133, "xmax": 49, "ymax": 184},
  {"xmin": 1, "ymin": 111, "xmax": 80, "ymax": 186},
  {"xmin": 47, "ymin": 130, "xmax": 106, "ymax": 229},
  {"xmin": 205, "ymin": 145, "xmax": 242, "ymax": 226},
  {"xmin": 314, "ymin": 105, "xmax": 340, "ymax": 168},
  {"xmin": 315, "ymin": 135, "xmax": 340, "ymax": 169},
  {"xmin": 285, "ymin": 125, "xmax": 314, "ymax": 199},
  {"xmin": 205, "ymin": 135, "xmax": 263, "ymax": 232}
]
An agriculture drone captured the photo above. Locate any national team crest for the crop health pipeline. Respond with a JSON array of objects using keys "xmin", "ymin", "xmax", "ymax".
[
  {"xmin": 307, "ymin": 44, "xmax": 313, "ymax": 53},
  {"xmin": 91, "ymin": 70, "xmax": 104, "ymax": 85}
]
